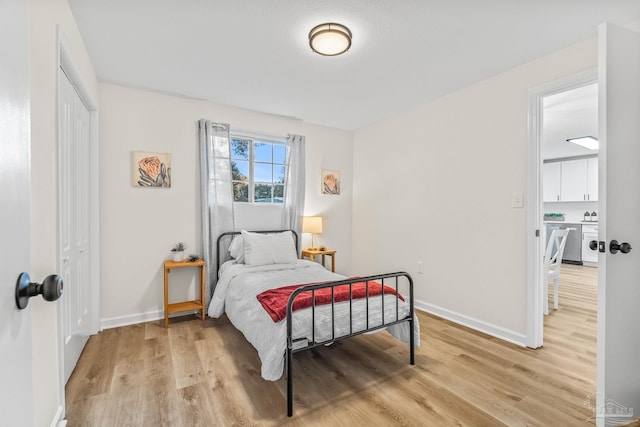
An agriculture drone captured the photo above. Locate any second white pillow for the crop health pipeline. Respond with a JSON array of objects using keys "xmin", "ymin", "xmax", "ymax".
[{"xmin": 241, "ymin": 230, "xmax": 298, "ymax": 266}]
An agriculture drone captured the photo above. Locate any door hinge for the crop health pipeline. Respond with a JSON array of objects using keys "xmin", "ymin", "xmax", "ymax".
[{"xmin": 535, "ymin": 229, "xmax": 540, "ymax": 237}]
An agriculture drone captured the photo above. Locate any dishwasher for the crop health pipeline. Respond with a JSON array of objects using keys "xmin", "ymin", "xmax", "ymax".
[{"xmin": 545, "ymin": 223, "xmax": 582, "ymax": 265}]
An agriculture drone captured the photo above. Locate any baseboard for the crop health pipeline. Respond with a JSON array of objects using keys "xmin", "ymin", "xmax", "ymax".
[
  {"xmin": 101, "ymin": 309, "xmax": 200, "ymax": 330},
  {"xmin": 414, "ymin": 299, "xmax": 527, "ymax": 347},
  {"xmin": 50, "ymin": 405, "xmax": 65, "ymax": 427},
  {"xmin": 101, "ymin": 301, "xmax": 525, "ymax": 347}
]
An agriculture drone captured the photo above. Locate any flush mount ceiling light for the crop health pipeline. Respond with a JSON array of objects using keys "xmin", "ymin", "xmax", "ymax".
[
  {"xmin": 309, "ymin": 23, "xmax": 352, "ymax": 56},
  {"xmin": 567, "ymin": 136, "xmax": 599, "ymax": 150}
]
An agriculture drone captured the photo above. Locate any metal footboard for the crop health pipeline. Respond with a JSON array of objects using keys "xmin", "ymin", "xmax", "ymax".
[{"xmin": 285, "ymin": 272, "xmax": 415, "ymax": 417}]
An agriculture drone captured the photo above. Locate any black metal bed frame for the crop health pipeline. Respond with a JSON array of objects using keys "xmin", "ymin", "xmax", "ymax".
[{"xmin": 216, "ymin": 230, "xmax": 415, "ymax": 417}]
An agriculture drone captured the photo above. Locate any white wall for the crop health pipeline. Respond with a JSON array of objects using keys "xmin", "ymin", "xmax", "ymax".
[
  {"xmin": 353, "ymin": 38, "xmax": 597, "ymax": 343},
  {"xmin": 99, "ymin": 83, "xmax": 353, "ymax": 325},
  {"xmin": 29, "ymin": 0, "xmax": 99, "ymax": 425}
]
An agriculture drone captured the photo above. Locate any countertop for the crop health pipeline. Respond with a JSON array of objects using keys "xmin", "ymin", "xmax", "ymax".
[{"xmin": 544, "ymin": 221, "xmax": 598, "ymax": 225}]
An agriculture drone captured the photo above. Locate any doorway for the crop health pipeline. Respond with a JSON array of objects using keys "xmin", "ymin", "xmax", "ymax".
[
  {"xmin": 526, "ymin": 69, "xmax": 597, "ymax": 348},
  {"xmin": 541, "ymin": 80, "xmax": 599, "ymax": 322}
]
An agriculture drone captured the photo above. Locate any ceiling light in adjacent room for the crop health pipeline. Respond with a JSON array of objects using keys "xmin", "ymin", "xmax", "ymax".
[
  {"xmin": 567, "ymin": 136, "xmax": 599, "ymax": 150},
  {"xmin": 309, "ymin": 23, "xmax": 352, "ymax": 56}
]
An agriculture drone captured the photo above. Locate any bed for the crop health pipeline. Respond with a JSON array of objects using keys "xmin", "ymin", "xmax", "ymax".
[{"xmin": 208, "ymin": 229, "xmax": 419, "ymax": 416}]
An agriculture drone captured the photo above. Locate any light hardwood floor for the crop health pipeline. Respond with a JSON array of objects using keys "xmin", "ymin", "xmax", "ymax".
[{"xmin": 66, "ymin": 265, "xmax": 599, "ymax": 426}]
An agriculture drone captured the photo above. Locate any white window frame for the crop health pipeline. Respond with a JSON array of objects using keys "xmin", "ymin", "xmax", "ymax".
[{"xmin": 230, "ymin": 132, "xmax": 287, "ymax": 204}]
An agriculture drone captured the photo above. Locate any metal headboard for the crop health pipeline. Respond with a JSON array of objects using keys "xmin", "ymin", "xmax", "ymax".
[{"xmin": 216, "ymin": 230, "xmax": 299, "ymax": 273}]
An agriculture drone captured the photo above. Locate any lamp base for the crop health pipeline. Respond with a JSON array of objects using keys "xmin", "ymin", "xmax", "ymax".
[{"xmin": 306, "ymin": 247, "xmax": 319, "ymax": 251}]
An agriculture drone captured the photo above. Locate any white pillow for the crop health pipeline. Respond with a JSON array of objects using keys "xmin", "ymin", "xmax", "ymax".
[
  {"xmin": 228, "ymin": 235, "xmax": 245, "ymax": 263},
  {"xmin": 241, "ymin": 230, "xmax": 298, "ymax": 266}
]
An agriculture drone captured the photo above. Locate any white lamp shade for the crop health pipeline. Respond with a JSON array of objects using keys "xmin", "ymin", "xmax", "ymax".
[{"xmin": 302, "ymin": 216, "xmax": 323, "ymax": 234}]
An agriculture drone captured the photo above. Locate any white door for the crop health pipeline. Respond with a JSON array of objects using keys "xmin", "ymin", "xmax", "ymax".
[
  {"xmin": 0, "ymin": 0, "xmax": 34, "ymax": 424},
  {"xmin": 59, "ymin": 69, "xmax": 91, "ymax": 383},
  {"xmin": 595, "ymin": 22, "xmax": 640, "ymax": 426}
]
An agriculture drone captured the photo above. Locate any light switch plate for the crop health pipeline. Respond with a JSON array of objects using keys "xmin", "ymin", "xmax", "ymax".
[{"xmin": 512, "ymin": 192, "xmax": 524, "ymax": 208}]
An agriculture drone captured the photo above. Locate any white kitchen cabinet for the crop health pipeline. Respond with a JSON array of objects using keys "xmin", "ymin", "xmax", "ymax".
[
  {"xmin": 561, "ymin": 159, "xmax": 589, "ymax": 201},
  {"xmin": 582, "ymin": 224, "xmax": 598, "ymax": 265},
  {"xmin": 543, "ymin": 162, "xmax": 561, "ymax": 202},
  {"xmin": 543, "ymin": 157, "xmax": 598, "ymax": 202}
]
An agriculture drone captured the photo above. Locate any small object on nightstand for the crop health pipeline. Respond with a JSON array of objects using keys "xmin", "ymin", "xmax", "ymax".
[
  {"xmin": 170, "ymin": 242, "xmax": 187, "ymax": 262},
  {"xmin": 301, "ymin": 248, "xmax": 336, "ymax": 272}
]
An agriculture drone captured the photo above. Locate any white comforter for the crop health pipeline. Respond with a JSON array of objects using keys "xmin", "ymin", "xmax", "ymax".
[{"xmin": 209, "ymin": 259, "xmax": 420, "ymax": 381}]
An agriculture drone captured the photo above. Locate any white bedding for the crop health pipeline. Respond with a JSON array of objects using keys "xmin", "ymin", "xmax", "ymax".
[{"xmin": 209, "ymin": 259, "xmax": 420, "ymax": 381}]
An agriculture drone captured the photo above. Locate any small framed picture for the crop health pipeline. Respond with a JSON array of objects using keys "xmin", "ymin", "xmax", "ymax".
[
  {"xmin": 321, "ymin": 169, "xmax": 340, "ymax": 195},
  {"xmin": 133, "ymin": 151, "xmax": 171, "ymax": 188}
]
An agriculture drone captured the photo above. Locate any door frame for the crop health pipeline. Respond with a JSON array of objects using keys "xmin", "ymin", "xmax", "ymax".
[
  {"xmin": 525, "ymin": 68, "xmax": 597, "ymax": 348},
  {"xmin": 56, "ymin": 26, "xmax": 101, "ymax": 412}
]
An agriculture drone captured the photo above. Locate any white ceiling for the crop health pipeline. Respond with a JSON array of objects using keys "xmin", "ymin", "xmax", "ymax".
[
  {"xmin": 68, "ymin": 0, "xmax": 640, "ymax": 131},
  {"xmin": 543, "ymin": 83, "xmax": 598, "ymax": 160}
]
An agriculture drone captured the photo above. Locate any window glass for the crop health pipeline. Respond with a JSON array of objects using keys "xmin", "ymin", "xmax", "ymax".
[
  {"xmin": 233, "ymin": 182, "xmax": 249, "ymax": 202},
  {"xmin": 255, "ymin": 183, "xmax": 273, "ymax": 202},
  {"xmin": 274, "ymin": 144, "xmax": 286, "ymax": 164},
  {"xmin": 254, "ymin": 142, "xmax": 272, "ymax": 162},
  {"xmin": 231, "ymin": 139, "xmax": 249, "ymax": 160},
  {"xmin": 274, "ymin": 164, "xmax": 285, "ymax": 184},
  {"xmin": 254, "ymin": 163, "xmax": 273, "ymax": 182},
  {"xmin": 233, "ymin": 160, "xmax": 249, "ymax": 181}
]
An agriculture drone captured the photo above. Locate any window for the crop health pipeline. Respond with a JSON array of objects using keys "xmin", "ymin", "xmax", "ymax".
[{"xmin": 230, "ymin": 136, "xmax": 286, "ymax": 203}]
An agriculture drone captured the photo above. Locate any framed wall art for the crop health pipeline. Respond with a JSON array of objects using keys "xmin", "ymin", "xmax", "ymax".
[
  {"xmin": 133, "ymin": 151, "xmax": 172, "ymax": 188},
  {"xmin": 321, "ymin": 169, "xmax": 340, "ymax": 195}
]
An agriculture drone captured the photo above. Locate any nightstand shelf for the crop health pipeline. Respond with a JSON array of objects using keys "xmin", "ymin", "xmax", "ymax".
[
  {"xmin": 163, "ymin": 259, "xmax": 206, "ymax": 328},
  {"xmin": 301, "ymin": 248, "xmax": 336, "ymax": 272},
  {"xmin": 167, "ymin": 300, "xmax": 203, "ymax": 313}
]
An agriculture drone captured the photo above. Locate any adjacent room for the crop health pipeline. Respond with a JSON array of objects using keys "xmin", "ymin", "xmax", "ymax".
[{"xmin": 3, "ymin": 1, "xmax": 640, "ymax": 426}]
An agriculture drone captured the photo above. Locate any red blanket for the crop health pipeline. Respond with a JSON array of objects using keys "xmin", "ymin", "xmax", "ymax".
[{"xmin": 256, "ymin": 280, "xmax": 404, "ymax": 322}]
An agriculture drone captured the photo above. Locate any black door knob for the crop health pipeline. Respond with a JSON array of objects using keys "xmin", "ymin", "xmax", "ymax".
[
  {"xmin": 610, "ymin": 240, "xmax": 633, "ymax": 255},
  {"xmin": 589, "ymin": 240, "xmax": 598, "ymax": 251},
  {"xmin": 15, "ymin": 273, "xmax": 63, "ymax": 310}
]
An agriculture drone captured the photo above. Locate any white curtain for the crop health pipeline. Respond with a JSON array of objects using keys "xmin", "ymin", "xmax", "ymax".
[
  {"xmin": 198, "ymin": 119, "xmax": 235, "ymax": 305},
  {"xmin": 282, "ymin": 134, "xmax": 306, "ymax": 252}
]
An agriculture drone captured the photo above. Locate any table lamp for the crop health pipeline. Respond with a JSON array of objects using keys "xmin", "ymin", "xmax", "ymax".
[{"xmin": 302, "ymin": 216, "xmax": 323, "ymax": 250}]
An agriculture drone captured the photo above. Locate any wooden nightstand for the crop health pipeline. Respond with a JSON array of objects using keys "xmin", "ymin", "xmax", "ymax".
[
  {"xmin": 163, "ymin": 259, "xmax": 206, "ymax": 328},
  {"xmin": 301, "ymin": 248, "xmax": 336, "ymax": 272}
]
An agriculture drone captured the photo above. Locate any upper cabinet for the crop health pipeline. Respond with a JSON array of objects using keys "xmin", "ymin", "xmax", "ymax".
[
  {"xmin": 544, "ymin": 157, "xmax": 598, "ymax": 202},
  {"xmin": 561, "ymin": 159, "xmax": 589, "ymax": 201},
  {"xmin": 543, "ymin": 162, "xmax": 562, "ymax": 202}
]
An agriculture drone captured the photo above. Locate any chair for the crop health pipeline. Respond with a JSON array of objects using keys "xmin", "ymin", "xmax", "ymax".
[{"xmin": 544, "ymin": 229, "xmax": 570, "ymax": 315}]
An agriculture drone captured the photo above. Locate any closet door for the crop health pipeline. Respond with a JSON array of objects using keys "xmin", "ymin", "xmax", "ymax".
[{"xmin": 59, "ymin": 69, "xmax": 91, "ymax": 383}]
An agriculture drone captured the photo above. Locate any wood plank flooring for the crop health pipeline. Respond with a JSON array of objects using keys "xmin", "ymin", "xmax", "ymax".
[{"xmin": 66, "ymin": 265, "xmax": 600, "ymax": 426}]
